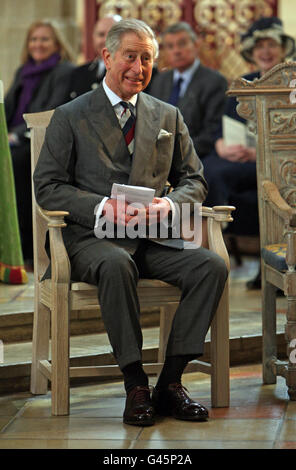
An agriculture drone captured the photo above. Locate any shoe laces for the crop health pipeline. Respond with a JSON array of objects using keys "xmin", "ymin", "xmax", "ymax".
[
  {"xmin": 169, "ymin": 383, "xmax": 190, "ymax": 399},
  {"xmin": 132, "ymin": 386, "xmax": 151, "ymax": 405}
]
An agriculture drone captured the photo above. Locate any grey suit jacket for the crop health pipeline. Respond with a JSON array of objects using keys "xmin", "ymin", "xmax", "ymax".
[
  {"xmin": 149, "ymin": 64, "xmax": 227, "ymax": 158},
  {"xmin": 34, "ymin": 85, "xmax": 207, "ymax": 256}
]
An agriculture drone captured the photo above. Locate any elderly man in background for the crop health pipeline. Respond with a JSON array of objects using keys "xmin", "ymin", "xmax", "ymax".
[
  {"xmin": 68, "ymin": 15, "xmax": 121, "ymax": 99},
  {"xmin": 149, "ymin": 22, "xmax": 227, "ymax": 159}
]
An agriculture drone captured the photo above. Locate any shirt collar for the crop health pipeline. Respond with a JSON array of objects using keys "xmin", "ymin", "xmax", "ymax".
[
  {"xmin": 102, "ymin": 78, "xmax": 138, "ymax": 108},
  {"xmin": 173, "ymin": 58, "xmax": 200, "ymax": 83}
]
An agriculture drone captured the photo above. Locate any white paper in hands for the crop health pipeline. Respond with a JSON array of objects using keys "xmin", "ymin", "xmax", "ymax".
[
  {"xmin": 111, "ymin": 183, "xmax": 155, "ymax": 207},
  {"xmin": 223, "ymin": 115, "xmax": 247, "ymax": 146}
]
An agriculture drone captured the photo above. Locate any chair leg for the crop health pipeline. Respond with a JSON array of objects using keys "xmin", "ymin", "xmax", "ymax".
[
  {"xmin": 30, "ymin": 296, "xmax": 50, "ymax": 395},
  {"xmin": 210, "ymin": 281, "xmax": 230, "ymax": 407},
  {"xmin": 51, "ymin": 283, "xmax": 70, "ymax": 415},
  {"xmin": 285, "ymin": 296, "xmax": 296, "ymax": 400},
  {"xmin": 262, "ymin": 269, "xmax": 277, "ymax": 384},
  {"xmin": 158, "ymin": 304, "xmax": 177, "ymax": 365}
]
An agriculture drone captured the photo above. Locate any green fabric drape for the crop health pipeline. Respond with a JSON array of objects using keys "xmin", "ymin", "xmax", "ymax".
[{"xmin": 0, "ymin": 80, "xmax": 28, "ymax": 284}]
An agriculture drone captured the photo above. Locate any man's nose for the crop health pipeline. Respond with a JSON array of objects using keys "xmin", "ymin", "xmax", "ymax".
[
  {"xmin": 132, "ymin": 57, "xmax": 143, "ymax": 73},
  {"xmin": 171, "ymin": 45, "xmax": 182, "ymax": 55}
]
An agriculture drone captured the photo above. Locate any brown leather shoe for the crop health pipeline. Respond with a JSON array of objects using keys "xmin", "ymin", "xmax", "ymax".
[
  {"xmin": 152, "ymin": 383, "xmax": 208, "ymax": 421},
  {"xmin": 123, "ymin": 386, "xmax": 155, "ymax": 426}
]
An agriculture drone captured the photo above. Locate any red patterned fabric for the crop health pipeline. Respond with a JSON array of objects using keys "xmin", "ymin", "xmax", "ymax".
[{"xmin": 83, "ymin": 0, "xmax": 278, "ymax": 80}]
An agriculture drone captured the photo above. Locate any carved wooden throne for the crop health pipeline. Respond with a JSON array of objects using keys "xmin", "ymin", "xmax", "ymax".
[{"xmin": 228, "ymin": 62, "xmax": 296, "ymax": 400}]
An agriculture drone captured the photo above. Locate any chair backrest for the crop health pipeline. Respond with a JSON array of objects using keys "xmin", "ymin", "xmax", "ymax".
[
  {"xmin": 24, "ymin": 110, "xmax": 54, "ymax": 281},
  {"xmin": 228, "ymin": 62, "xmax": 296, "ymax": 249}
]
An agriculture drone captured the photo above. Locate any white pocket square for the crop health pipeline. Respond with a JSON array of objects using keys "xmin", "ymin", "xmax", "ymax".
[{"xmin": 157, "ymin": 129, "xmax": 173, "ymax": 139}]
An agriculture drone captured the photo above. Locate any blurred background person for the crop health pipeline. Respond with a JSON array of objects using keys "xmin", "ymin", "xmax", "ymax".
[
  {"xmin": 149, "ymin": 21, "xmax": 227, "ymax": 159},
  {"xmin": 68, "ymin": 14, "xmax": 121, "ymax": 100},
  {"xmin": 202, "ymin": 17, "xmax": 295, "ymax": 287},
  {"xmin": 5, "ymin": 20, "xmax": 75, "ymax": 268}
]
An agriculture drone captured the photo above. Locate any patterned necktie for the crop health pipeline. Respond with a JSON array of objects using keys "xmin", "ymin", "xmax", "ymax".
[
  {"xmin": 119, "ymin": 101, "xmax": 136, "ymax": 156},
  {"xmin": 168, "ymin": 77, "xmax": 183, "ymax": 106}
]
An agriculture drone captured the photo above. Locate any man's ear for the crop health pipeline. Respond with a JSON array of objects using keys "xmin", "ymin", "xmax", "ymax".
[{"xmin": 102, "ymin": 47, "xmax": 112, "ymax": 69}]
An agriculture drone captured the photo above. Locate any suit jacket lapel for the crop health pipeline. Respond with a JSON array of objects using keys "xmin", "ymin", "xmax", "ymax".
[
  {"xmin": 178, "ymin": 67, "xmax": 201, "ymax": 108},
  {"xmin": 161, "ymin": 71, "xmax": 174, "ymax": 103},
  {"xmin": 128, "ymin": 93, "xmax": 161, "ymax": 185},
  {"xmin": 83, "ymin": 85, "xmax": 129, "ymax": 164},
  {"xmin": 82, "ymin": 86, "xmax": 161, "ymax": 183}
]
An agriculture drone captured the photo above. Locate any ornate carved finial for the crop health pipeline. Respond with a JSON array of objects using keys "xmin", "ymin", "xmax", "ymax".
[{"xmin": 236, "ymin": 97, "xmax": 257, "ymax": 134}]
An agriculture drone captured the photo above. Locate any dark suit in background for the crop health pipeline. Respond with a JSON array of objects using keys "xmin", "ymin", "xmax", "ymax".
[
  {"xmin": 67, "ymin": 59, "xmax": 105, "ymax": 100},
  {"xmin": 149, "ymin": 63, "xmax": 227, "ymax": 159},
  {"xmin": 202, "ymin": 71, "xmax": 259, "ymax": 236}
]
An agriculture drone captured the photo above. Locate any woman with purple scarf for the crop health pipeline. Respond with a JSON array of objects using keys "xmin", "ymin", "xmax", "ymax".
[{"xmin": 5, "ymin": 21, "xmax": 74, "ymax": 267}]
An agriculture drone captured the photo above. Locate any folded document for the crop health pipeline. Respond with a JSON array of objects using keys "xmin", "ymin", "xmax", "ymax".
[
  {"xmin": 223, "ymin": 115, "xmax": 256, "ymax": 147},
  {"xmin": 111, "ymin": 183, "xmax": 155, "ymax": 206}
]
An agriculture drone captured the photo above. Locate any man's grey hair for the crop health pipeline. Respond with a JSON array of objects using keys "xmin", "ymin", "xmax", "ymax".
[
  {"xmin": 106, "ymin": 18, "xmax": 159, "ymax": 59},
  {"xmin": 163, "ymin": 22, "xmax": 197, "ymax": 43}
]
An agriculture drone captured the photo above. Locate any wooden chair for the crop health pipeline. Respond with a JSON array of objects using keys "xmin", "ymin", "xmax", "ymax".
[
  {"xmin": 228, "ymin": 62, "xmax": 296, "ymax": 400},
  {"xmin": 24, "ymin": 110, "xmax": 234, "ymax": 416}
]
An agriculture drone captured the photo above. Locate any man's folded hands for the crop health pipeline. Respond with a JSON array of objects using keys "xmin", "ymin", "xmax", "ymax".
[{"xmin": 102, "ymin": 197, "xmax": 171, "ymax": 226}]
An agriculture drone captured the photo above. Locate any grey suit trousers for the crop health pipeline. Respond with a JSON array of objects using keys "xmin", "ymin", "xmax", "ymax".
[{"xmin": 70, "ymin": 239, "xmax": 228, "ymax": 370}]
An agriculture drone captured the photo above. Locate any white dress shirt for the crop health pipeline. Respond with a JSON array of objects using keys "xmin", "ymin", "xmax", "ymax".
[{"xmin": 172, "ymin": 58, "xmax": 200, "ymax": 98}]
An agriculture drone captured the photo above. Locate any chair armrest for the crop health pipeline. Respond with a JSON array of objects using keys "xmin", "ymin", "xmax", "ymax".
[
  {"xmin": 262, "ymin": 180, "xmax": 296, "ymax": 227},
  {"xmin": 37, "ymin": 206, "xmax": 69, "ymax": 226},
  {"xmin": 202, "ymin": 205, "xmax": 235, "ymax": 223},
  {"xmin": 203, "ymin": 205, "xmax": 235, "ymax": 271},
  {"xmin": 38, "ymin": 206, "xmax": 71, "ymax": 284},
  {"xmin": 262, "ymin": 181, "xmax": 296, "ymax": 269}
]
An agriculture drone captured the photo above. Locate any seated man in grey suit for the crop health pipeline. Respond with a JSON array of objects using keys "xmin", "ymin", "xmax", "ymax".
[
  {"xmin": 149, "ymin": 22, "xmax": 227, "ymax": 159},
  {"xmin": 34, "ymin": 19, "xmax": 228, "ymax": 427}
]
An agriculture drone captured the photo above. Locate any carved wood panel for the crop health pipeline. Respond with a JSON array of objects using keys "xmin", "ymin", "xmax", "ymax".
[{"xmin": 228, "ymin": 62, "xmax": 296, "ymax": 244}]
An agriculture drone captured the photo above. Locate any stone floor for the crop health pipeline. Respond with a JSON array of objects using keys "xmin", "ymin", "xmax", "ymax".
[
  {"xmin": 0, "ymin": 256, "xmax": 294, "ymax": 450},
  {"xmin": 0, "ymin": 364, "xmax": 295, "ymax": 449}
]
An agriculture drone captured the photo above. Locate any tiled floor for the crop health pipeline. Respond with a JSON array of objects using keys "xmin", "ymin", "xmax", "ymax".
[
  {"xmin": 0, "ymin": 365, "xmax": 295, "ymax": 449},
  {"xmin": 0, "ymin": 256, "xmax": 295, "ymax": 449}
]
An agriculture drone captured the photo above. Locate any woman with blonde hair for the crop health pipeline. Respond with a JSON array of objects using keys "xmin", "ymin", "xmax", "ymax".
[{"xmin": 5, "ymin": 20, "xmax": 74, "ymax": 267}]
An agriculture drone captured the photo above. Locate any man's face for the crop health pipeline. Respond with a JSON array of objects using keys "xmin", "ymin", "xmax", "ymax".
[
  {"xmin": 163, "ymin": 31, "xmax": 197, "ymax": 72},
  {"xmin": 93, "ymin": 17, "xmax": 116, "ymax": 59},
  {"xmin": 103, "ymin": 32, "xmax": 154, "ymax": 100}
]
